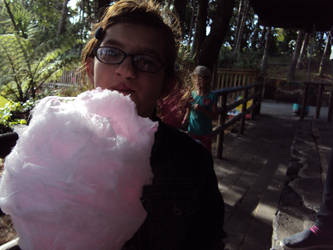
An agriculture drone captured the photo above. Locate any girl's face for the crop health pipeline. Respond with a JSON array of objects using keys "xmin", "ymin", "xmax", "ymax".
[
  {"xmin": 87, "ymin": 23, "xmax": 167, "ymax": 118},
  {"xmin": 195, "ymin": 75, "xmax": 210, "ymax": 92}
]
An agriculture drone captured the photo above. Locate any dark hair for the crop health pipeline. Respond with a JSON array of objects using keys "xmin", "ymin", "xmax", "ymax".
[{"xmin": 81, "ymin": 0, "xmax": 181, "ymax": 92}]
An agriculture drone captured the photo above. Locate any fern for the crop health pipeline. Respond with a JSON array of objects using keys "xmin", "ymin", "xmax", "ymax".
[{"xmin": 0, "ymin": 2, "xmax": 80, "ymax": 102}]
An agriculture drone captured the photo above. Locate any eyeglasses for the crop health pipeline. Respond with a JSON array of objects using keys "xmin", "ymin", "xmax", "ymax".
[{"xmin": 94, "ymin": 46, "xmax": 164, "ymax": 73}]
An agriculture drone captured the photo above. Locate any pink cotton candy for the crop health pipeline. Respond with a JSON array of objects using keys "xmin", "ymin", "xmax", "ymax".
[{"xmin": 0, "ymin": 88, "xmax": 158, "ymax": 250}]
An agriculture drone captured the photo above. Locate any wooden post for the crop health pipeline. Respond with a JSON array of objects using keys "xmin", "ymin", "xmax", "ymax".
[
  {"xmin": 257, "ymin": 83, "xmax": 263, "ymax": 115},
  {"xmin": 252, "ymin": 84, "xmax": 261, "ymax": 120},
  {"xmin": 242, "ymin": 73, "xmax": 247, "ymax": 87},
  {"xmin": 211, "ymin": 64, "xmax": 217, "ymax": 90},
  {"xmin": 232, "ymin": 73, "xmax": 237, "ymax": 100},
  {"xmin": 219, "ymin": 73, "xmax": 223, "ymax": 89},
  {"xmin": 316, "ymin": 83, "xmax": 323, "ymax": 119},
  {"xmin": 216, "ymin": 94, "xmax": 228, "ymax": 159},
  {"xmin": 240, "ymin": 87, "xmax": 249, "ymax": 134},
  {"xmin": 328, "ymin": 87, "xmax": 333, "ymax": 122},
  {"xmin": 225, "ymin": 72, "xmax": 229, "ymax": 88},
  {"xmin": 300, "ymin": 82, "xmax": 310, "ymax": 120}
]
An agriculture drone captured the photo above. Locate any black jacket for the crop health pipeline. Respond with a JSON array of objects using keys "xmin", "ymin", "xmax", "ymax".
[{"xmin": 123, "ymin": 121, "xmax": 225, "ymax": 250}]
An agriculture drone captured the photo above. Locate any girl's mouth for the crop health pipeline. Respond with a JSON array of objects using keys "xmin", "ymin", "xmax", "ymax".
[{"xmin": 118, "ymin": 90, "xmax": 135, "ymax": 96}]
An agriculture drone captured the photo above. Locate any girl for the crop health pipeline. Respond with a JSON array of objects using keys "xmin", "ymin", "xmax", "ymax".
[
  {"xmin": 82, "ymin": 1, "xmax": 225, "ymax": 250},
  {"xmin": 182, "ymin": 65, "xmax": 218, "ymax": 151}
]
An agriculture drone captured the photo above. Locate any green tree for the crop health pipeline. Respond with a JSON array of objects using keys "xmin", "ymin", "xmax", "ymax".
[{"xmin": 0, "ymin": 0, "xmax": 81, "ymax": 102}]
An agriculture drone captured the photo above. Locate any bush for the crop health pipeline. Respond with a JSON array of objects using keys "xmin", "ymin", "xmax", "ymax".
[{"xmin": 0, "ymin": 99, "xmax": 35, "ymax": 132}]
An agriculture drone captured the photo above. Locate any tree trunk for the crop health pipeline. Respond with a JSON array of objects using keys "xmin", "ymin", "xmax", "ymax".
[
  {"xmin": 233, "ymin": 0, "xmax": 249, "ymax": 57},
  {"xmin": 258, "ymin": 26, "xmax": 267, "ymax": 50},
  {"xmin": 173, "ymin": 0, "xmax": 187, "ymax": 28},
  {"xmin": 287, "ymin": 30, "xmax": 305, "ymax": 82},
  {"xmin": 260, "ymin": 27, "xmax": 271, "ymax": 74},
  {"xmin": 82, "ymin": 0, "xmax": 92, "ymax": 19},
  {"xmin": 251, "ymin": 19, "xmax": 260, "ymax": 50},
  {"xmin": 97, "ymin": 0, "xmax": 111, "ymax": 19},
  {"xmin": 4, "ymin": 0, "xmax": 27, "ymax": 38},
  {"xmin": 187, "ymin": 0, "xmax": 197, "ymax": 50},
  {"xmin": 296, "ymin": 33, "xmax": 309, "ymax": 70},
  {"xmin": 196, "ymin": 0, "xmax": 235, "ymax": 69},
  {"xmin": 234, "ymin": 0, "xmax": 244, "ymax": 47},
  {"xmin": 192, "ymin": 0, "xmax": 208, "ymax": 57},
  {"xmin": 316, "ymin": 32, "xmax": 325, "ymax": 55},
  {"xmin": 57, "ymin": 0, "xmax": 70, "ymax": 36},
  {"xmin": 318, "ymin": 32, "xmax": 332, "ymax": 76}
]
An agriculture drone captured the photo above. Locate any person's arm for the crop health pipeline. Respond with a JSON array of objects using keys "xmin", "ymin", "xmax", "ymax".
[
  {"xmin": 193, "ymin": 97, "xmax": 218, "ymax": 120},
  {"xmin": 181, "ymin": 93, "xmax": 194, "ymax": 129},
  {"xmin": 181, "ymin": 106, "xmax": 190, "ymax": 128}
]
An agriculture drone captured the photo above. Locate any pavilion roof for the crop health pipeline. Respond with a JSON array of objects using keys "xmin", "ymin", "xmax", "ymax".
[{"xmin": 250, "ymin": 0, "xmax": 333, "ymax": 32}]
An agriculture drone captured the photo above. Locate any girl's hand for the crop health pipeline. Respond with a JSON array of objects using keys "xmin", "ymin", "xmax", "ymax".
[
  {"xmin": 181, "ymin": 119, "xmax": 187, "ymax": 129},
  {"xmin": 193, "ymin": 104, "xmax": 200, "ymax": 110},
  {"xmin": 193, "ymin": 104, "xmax": 205, "ymax": 113}
]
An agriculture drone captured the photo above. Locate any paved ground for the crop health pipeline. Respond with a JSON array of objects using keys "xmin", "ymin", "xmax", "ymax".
[{"xmin": 213, "ymin": 100, "xmax": 332, "ymax": 250}]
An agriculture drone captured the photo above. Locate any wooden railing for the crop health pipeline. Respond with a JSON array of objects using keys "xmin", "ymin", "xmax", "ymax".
[
  {"xmin": 213, "ymin": 82, "xmax": 264, "ymax": 159},
  {"xmin": 46, "ymin": 70, "xmax": 88, "ymax": 88},
  {"xmin": 300, "ymin": 81, "xmax": 333, "ymax": 122},
  {"xmin": 48, "ymin": 68, "xmax": 259, "ymax": 90}
]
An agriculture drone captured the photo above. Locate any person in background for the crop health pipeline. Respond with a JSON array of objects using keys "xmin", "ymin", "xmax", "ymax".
[
  {"xmin": 181, "ymin": 65, "xmax": 218, "ymax": 152},
  {"xmin": 81, "ymin": 1, "xmax": 225, "ymax": 249},
  {"xmin": 282, "ymin": 150, "xmax": 333, "ymax": 249}
]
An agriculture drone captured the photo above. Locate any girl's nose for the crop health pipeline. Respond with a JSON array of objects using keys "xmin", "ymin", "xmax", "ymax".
[{"xmin": 115, "ymin": 56, "xmax": 136, "ymax": 79}]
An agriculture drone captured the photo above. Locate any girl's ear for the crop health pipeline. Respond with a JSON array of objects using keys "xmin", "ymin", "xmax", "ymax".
[{"xmin": 86, "ymin": 57, "xmax": 95, "ymax": 85}]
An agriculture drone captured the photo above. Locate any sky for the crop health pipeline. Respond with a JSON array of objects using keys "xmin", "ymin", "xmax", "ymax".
[{"xmin": 69, "ymin": 0, "xmax": 79, "ymax": 10}]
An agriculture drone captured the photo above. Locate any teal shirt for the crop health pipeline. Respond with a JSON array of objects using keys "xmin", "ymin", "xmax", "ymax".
[{"xmin": 188, "ymin": 91, "xmax": 217, "ymax": 136}]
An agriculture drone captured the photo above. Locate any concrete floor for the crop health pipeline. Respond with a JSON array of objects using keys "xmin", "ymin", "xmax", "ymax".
[{"xmin": 214, "ymin": 101, "xmax": 332, "ymax": 250}]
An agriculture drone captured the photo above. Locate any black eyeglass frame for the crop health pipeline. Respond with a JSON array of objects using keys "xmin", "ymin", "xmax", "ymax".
[{"xmin": 93, "ymin": 46, "xmax": 165, "ymax": 73}]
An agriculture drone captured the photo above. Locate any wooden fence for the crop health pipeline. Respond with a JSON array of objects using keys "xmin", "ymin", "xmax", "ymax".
[
  {"xmin": 213, "ymin": 68, "xmax": 259, "ymax": 90},
  {"xmin": 46, "ymin": 70, "xmax": 88, "ymax": 88},
  {"xmin": 48, "ymin": 68, "xmax": 259, "ymax": 90}
]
